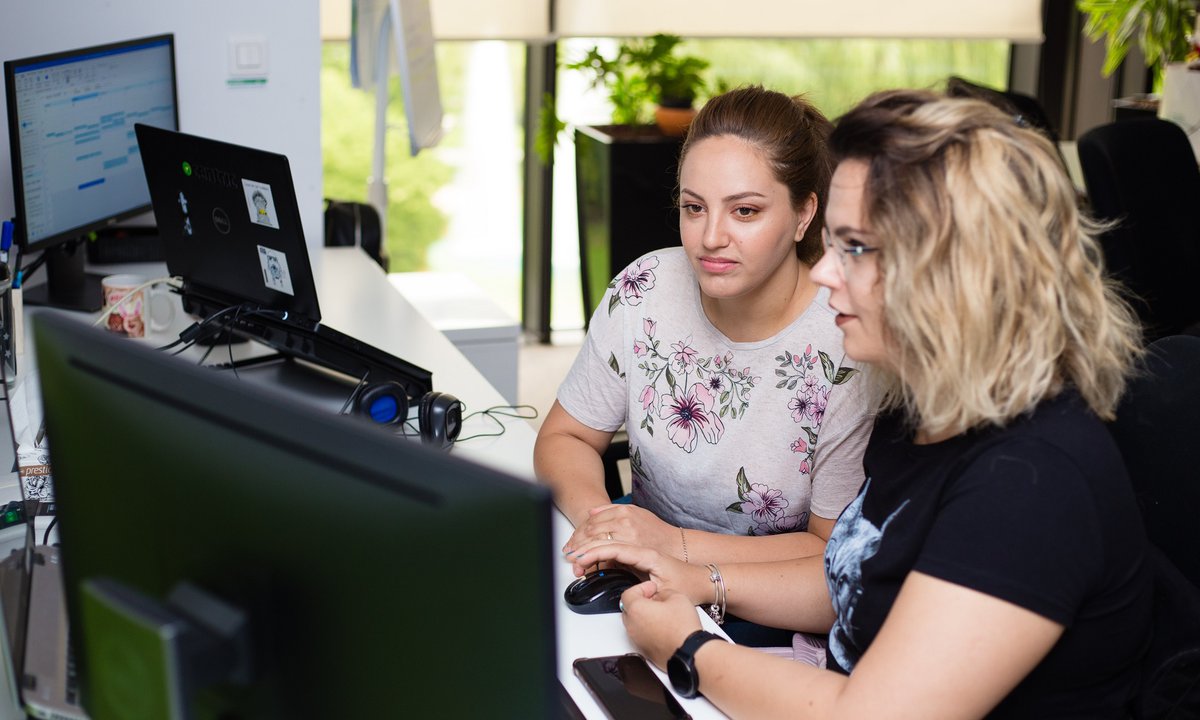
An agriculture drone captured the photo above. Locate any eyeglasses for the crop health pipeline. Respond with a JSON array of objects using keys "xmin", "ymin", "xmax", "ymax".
[{"xmin": 822, "ymin": 227, "xmax": 880, "ymax": 269}]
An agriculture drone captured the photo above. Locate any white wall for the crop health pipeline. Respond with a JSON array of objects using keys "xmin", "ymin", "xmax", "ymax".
[{"xmin": 0, "ymin": 1, "xmax": 323, "ymax": 261}]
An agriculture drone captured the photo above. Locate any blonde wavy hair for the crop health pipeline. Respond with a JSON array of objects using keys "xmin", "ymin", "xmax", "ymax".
[{"xmin": 830, "ymin": 89, "xmax": 1142, "ymax": 434}]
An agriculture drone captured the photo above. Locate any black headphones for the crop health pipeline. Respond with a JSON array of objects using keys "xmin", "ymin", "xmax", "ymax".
[{"xmin": 355, "ymin": 382, "xmax": 463, "ymax": 450}]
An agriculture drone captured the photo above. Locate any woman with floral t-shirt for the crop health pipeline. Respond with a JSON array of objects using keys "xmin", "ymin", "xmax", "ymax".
[{"xmin": 534, "ymin": 87, "xmax": 874, "ymax": 638}]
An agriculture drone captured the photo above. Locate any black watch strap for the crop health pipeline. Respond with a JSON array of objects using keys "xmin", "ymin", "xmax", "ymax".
[{"xmin": 667, "ymin": 630, "xmax": 725, "ymax": 699}]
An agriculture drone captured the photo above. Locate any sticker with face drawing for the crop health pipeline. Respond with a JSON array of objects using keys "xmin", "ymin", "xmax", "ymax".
[
  {"xmin": 258, "ymin": 245, "xmax": 294, "ymax": 296},
  {"xmin": 243, "ymin": 179, "xmax": 279, "ymax": 229}
]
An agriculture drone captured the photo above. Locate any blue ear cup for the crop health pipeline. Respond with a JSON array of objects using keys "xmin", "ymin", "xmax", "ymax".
[
  {"xmin": 356, "ymin": 384, "xmax": 462, "ymax": 449},
  {"xmin": 419, "ymin": 391, "xmax": 463, "ymax": 450},
  {"xmin": 356, "ymin": 382, "xmax": 409, "ymax": 426}
]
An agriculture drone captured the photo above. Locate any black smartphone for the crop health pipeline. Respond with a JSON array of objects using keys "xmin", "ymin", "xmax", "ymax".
[{"xmin": 573, "ymin": 653, "xmax": 691, "ymax": 720}]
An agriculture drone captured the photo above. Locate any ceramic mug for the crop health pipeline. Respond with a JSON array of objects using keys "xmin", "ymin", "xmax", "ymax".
[{"xmin": 100, "ymin": 274, "xmax": 175, "ymax": 338}]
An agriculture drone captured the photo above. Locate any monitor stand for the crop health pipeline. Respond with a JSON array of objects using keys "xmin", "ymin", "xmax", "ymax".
[{"xmin": 24, "ymin": 241, "xmax": 105, "ymax": 313}]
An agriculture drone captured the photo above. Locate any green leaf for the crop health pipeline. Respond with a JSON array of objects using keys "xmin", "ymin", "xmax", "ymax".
[
  {"xmin": 736, "ymin": 467, "xmax": 751, "ymax": 497},
  {"xmin": 776, "ymin": 379, "xmax": 788, "ymax": 389},
  {"xmin": 805, "ymin": 426, "xmax": 819, "ymax": 444},
  {"xmin": 775, "ymin": 368, "xmax": 787, "ymax": 377},
  {"xmin": 646, "ymin": 425, "xmax": 654, "ymax": 437},
  {"xmin": 608, "ymin": 352, "xmax": 621, "ymax": 376},
  {"xmin": 532, "ymin": 91, "xmax": 567, "ymax": 167},
  {"xmin": 720, "ymin": 405, "xmax": 729, "ymax": 418},
  {"xmin": 665, "ymin": 367, "xmax": 677, "ymax": 392},
  {"xmin": 726, "ymin": 502, "xmax": 745, "ymax": 514},
  {"xmin": 719, "ymin": 391, "xmax": 730, "ymax": 404},
  {"xmin": 819, "ymin": 351, "xmax": 836, "ymax": 383},
  {"xmin": 833, "ymin": 367, "xmax": 861, "ymax": 384},
  {"xmin": 608, "ymin": 292, "xmax": 621, "ymax": 315},
  {"xmin": 787, "ymin": 378, "xmax": 798, "ymax": 390}
]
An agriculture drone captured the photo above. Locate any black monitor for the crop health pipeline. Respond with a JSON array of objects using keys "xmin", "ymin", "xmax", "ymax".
[
  {"xmin": 32, "ymin": 312, "xmax": 558, "ymax": 719},
  {"xmin": 4, "ymin": 34, "xmax": 178, "ymax": 312}
]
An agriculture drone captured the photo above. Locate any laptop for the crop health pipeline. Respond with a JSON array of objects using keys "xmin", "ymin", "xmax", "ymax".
[
  {"xmin": 0, "ymin": 542, "xmax": 28, "ymax": 720},
  {"xmin": 20, "ymin": 545, "xmax": 85, "ymax": 720},
  {"xmin": 0, "ymin": 540, "xmax": 86, "ymax": 720},
  {"xmin": 134, "ymin": 123, "xmax": 321, "ymax": 326},
  {"xmin": 133, "ymin": 123, "xmax": 434, "ymax": 400}
]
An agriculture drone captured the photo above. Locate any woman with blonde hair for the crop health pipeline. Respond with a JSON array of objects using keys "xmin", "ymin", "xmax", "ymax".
[{"xmin": 568, "ymin": 88, "xmax": 1152, "ymax": 718}]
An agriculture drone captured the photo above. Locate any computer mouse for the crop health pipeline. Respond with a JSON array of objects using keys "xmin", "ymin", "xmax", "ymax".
[{"xmin": 563, "ymin": 568, "xmax": 640, "ymax": 615}]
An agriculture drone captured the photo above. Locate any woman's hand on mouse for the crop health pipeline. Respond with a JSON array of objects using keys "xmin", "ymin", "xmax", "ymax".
[
  {"xmin": 569, "ymin": 541, "xmax": 710, "ymax": 606},
  {"xmin": 620, "ymin": 582, "xmax": 702, "ymax": 670},
  {"xmin": 562, "ymin": 503, "xmax": 680, "ymax": 559}
]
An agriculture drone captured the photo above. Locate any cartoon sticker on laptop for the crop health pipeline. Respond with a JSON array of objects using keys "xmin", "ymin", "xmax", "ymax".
[
  {"xmin": 242, "ymin": 178, "xmax": 279, "ymax": 229},
  {"xmin": 258, "ymin": 245, "xmax": 295, "ymax": 296}
]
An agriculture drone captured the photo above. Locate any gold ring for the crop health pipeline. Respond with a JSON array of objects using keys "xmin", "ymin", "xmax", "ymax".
[{"xmin": 607, "ymin": 532, "xmax": 614, "ymax": 540}]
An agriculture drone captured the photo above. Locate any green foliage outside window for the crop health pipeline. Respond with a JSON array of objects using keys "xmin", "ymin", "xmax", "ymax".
[{"xmin": 320, "ymin": 42, "xmax": 451, "ymax": 272}]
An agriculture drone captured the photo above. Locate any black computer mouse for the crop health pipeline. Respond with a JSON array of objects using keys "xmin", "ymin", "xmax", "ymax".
[{"xmin": 564, "ymin": 568, "xmax": 640, "ymax": 614}]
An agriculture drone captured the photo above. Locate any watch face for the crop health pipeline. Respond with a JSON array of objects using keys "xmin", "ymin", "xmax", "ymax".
[{"xmin": 667, "ymin": 654, "xmax": 698, "ymax": 698}]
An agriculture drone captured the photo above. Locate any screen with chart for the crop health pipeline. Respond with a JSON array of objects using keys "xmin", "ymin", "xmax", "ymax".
[{"xmin": 4, "ymin": 34, "xmax": 178, "ymax": 251}]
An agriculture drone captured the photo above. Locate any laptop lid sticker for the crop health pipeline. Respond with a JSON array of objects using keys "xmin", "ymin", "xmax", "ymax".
[
  {"xmin": 258, "ymin": 246, "xmax": 294, "ymax": 296},
  {"xmin": 243, "ymin": 180, "xmax": 280, "ymax": 229}
]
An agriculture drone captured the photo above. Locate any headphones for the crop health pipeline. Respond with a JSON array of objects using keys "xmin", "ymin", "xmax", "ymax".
[{"xmin": 355, "ymin": 382, "xmax": 463, "ymax": 450}]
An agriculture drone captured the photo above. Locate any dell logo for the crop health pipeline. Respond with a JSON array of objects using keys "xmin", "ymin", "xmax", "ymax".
[{"xmin": 212, "ymin": 207, "xmax": 231, "ymax": 234}]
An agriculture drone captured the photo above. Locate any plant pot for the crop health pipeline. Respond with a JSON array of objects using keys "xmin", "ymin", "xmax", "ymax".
[
  {"xmin": 654, "ymin": 105, "xmax": 696, "ymax": 137},
  {"xmin": 574, "ymin": 124, "xmax": 685, "ymax": 321}
]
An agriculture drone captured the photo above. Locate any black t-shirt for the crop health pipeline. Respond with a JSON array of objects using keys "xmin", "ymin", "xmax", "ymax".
[{"xmin": 823, "ymin": 391, "xmax": 1152, "ymax": 718}]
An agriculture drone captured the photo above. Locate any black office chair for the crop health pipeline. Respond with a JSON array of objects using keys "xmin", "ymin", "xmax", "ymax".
[
  {"xmin": 1108, "ymin": 335, "xmax": 1200, "ymax": 717},
  {"xmin": 323, "ymin": 198, "xmax": 388, "ymax": 270},
  {"xmin": 600, "ymin": 434, "xmax": 629, "ymax": 501},
  {"xmin": 1110, "ymin": 335, "xmax": 1200, "ymax": 587},
  {"xmin": 945, "ymin": 76, "xmax": 1067, "ymax": 170},
  {"xmin": 1077, "ymin": 119, "xmax": 1200, "ymax": 343}
]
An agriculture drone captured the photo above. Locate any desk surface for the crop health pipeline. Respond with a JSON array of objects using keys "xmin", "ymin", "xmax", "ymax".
[{"xmin": 3, "ymin": 247, "xmax": 728, "ymax": 719}]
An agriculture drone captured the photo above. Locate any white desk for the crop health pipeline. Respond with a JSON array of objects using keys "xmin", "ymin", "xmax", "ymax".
[
  {"xmin": 387, "ymin": 271, "xmax": 521, "ymax": 405},
  {"xmin": 2, "ymin": 247, "xmax": 728, "ymax": 719}
]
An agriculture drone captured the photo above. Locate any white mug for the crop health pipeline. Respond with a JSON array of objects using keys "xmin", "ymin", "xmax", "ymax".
[{"xmin": 100, "ymin": 274, "xmax": 175, "ymax": 338}]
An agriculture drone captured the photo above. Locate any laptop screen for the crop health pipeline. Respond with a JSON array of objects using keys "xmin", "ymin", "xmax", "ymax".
[{"xmin": 134, "ymin": 123, "xmax": 321, "ymax": 323}]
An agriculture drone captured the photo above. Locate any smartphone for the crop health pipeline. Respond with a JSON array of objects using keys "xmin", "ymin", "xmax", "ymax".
[{"xmin": 573, "ymin": 653, "xmax": 691, "ymax": 720}]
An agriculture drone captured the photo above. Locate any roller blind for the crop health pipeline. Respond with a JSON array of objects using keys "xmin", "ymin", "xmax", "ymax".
[
  {"xmin": 430, "ymin": 0, "xmax": 551, "ymax": 40},
  {"xmin": 332, "ymin": 1, "xmax": 1042, "ymax": 41},
  {"xmin": 552, "ymin": 0, "xmax": 1043, "ymax": 41}
]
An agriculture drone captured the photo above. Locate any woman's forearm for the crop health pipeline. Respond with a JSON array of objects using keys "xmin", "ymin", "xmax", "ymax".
[
  {"xmin": 681, "ymin": 525, "xmax": 829, "ymax": 565},
  {"xmin": 534, "ymin": 430, "xmax": 612, "ymax": 526}
]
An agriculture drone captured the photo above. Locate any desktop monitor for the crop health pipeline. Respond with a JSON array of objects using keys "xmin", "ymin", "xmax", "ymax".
[
  {"xmin": 33, "ymin": 313, "xmax": 558, "ymax": 719},
  {"xmin": 4, "ymin": 34, "xmax": 178, "ymax": 311}
]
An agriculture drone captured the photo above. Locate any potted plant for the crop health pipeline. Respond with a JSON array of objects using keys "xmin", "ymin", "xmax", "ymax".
[
  {"xmin": 564, "ymin": 33, "xmax": 709, "ymax": 132},
  {"xmin": 1077, "ymin": 0, "xmax": 1198, "ymax": 91},
  {"xmin": 542, "ymin": 35, "xmax": 710, "ymax": 318}
]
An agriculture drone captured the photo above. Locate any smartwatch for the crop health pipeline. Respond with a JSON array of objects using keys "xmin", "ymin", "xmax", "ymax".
[{"xmin": 667, "ymin": 630, "xmax": 725, "ymax": 699}]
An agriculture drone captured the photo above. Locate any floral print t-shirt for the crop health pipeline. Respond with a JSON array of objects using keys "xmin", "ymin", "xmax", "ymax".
[{"xmin": 557, "ymin": 248, "xmax": 873, "ymax": 535}]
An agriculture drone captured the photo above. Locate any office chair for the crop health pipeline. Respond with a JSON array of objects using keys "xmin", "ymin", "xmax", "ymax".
[
  {"xmin": 1077, "ymin": 119, "xmax": 1200, "ymax": 343},
  {"xmin": 323, "ymin": 198, "xmax": 388, "ymax": 270},
  {"xmin": 601, "ymin": 434, "xmax": 629, "ymax": 501},
  {"xmin": 1109, "ymin": 335, "xmax": 1200, "ymax": 717},
  {"xmin": 945, "ymin": 76, "xmax": 1068, "ymax": 171},
  {"xmin": 1110, "ymin": 335, "xmax": 1200, "ymax": 588}
]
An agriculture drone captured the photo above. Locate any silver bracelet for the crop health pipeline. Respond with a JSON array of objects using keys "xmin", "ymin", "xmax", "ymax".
[{"xmin": 704, "ymin": 563, "xmax": 726, "ymax": 625}]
